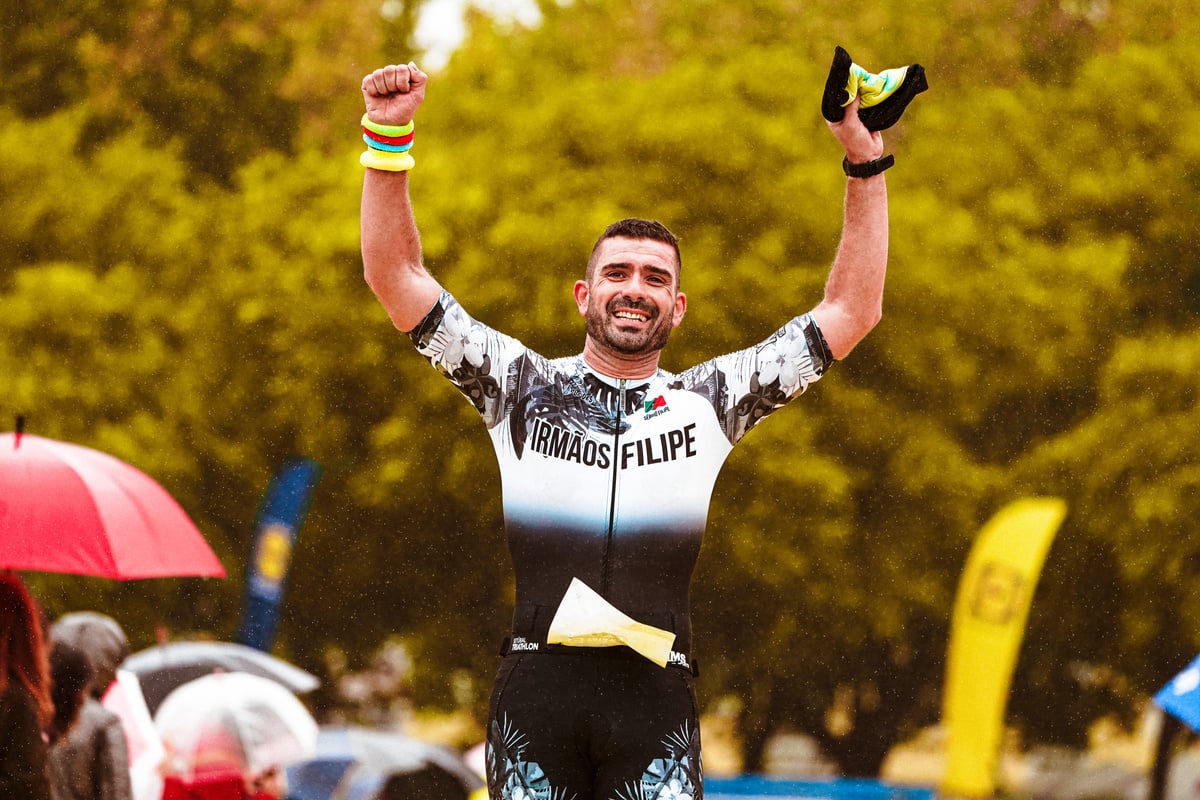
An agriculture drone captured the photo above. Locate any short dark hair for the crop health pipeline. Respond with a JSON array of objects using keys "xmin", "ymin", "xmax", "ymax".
[
  {"xmin": 48, "ymin": 640, "xmax": 92, "ymax": 742},
  {"xmin": 586, "ymin": 218, "xmax": 682, "ymax": 283}
]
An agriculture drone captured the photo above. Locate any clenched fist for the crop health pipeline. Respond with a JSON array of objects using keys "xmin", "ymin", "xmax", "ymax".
[{"xmin": 361, "ymin": 62, "xmax": 427, "ymax": 126}]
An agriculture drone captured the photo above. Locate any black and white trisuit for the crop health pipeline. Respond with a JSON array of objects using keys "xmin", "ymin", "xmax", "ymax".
[{"xmin": 409, "ymin": 291, "xmax": 832, "ymax": 800}]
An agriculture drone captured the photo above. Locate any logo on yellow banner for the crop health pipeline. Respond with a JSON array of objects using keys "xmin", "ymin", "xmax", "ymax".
[{"xmin": 969, "ymin": 561, "xmax": 1027, "ymax": 625}]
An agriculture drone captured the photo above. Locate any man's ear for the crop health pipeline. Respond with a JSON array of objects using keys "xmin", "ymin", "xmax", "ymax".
[
  {"xmin": 672, "ymin": 292, "xmax": 687, "ymax": 327},
  {"xmin": 573, "ymin": 280, "xmax": 590, "ymax": 316}
]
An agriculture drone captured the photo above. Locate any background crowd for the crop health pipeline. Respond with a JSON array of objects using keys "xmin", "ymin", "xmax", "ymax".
[{"xmin": 0, "ymin": 571, "xmax": 296, "ymax": 800}]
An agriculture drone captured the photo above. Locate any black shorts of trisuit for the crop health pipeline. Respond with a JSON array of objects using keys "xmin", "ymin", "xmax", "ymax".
[{"xmin": 485, "ymin": 647, "xmax": 703, "ymax": 800}]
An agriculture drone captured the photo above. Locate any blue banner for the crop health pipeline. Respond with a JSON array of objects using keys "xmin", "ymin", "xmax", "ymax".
[
  {"xmin": 1155, "ymin": 652, "xmax": 1200, "ymax": 733},
  {"xmin": 236, "ymin": 457, "xmax": 321, "ymax": 651}
]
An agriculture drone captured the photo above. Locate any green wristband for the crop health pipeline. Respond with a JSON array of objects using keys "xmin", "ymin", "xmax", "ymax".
[{"xmin": 360, "ymin": 113, "xmax": 414, "ymax": 138}]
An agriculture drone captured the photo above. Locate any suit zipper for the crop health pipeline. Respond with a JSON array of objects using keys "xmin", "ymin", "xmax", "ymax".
[{"xmin": 601, "ymin": 379, "xmax": 626, "ymax": 594}]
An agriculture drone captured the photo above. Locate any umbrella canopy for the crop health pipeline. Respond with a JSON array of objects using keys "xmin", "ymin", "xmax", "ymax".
[
  {"xmin": 155, "ymin": 671, "xmax": 318, "ymax": 782},
  {"xmin": 287, "ymin": 726, "xmax": 483, "ymax": 800},
  {"xmin": 0, "ymin": 430, "xmax": 225, "ymax": 579},
  {"xmin": 123, "ymin": 640, "xmax": 320, "ymax": 715}
]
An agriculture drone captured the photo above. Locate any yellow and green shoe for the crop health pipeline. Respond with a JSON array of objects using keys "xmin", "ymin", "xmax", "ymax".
[{"xmin": 821, "ymin": 46, "xmax": 928, "ymax": 131}]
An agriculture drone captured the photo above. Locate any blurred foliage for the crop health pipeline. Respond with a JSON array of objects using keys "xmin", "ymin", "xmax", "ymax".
[{"xmin": 2, "ymin": 0, "xmax": 1200, "ymax": 778}]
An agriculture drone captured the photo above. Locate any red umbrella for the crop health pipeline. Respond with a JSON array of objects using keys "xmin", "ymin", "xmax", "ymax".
[{"xmin": 0, "ymin": 425, "xmax": 225, "ymax": 579}]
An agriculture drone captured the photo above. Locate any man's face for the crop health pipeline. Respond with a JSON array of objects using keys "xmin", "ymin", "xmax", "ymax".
[{"xmin": 574, "ymin": 237, "xmax": 687, "ymax": 356}]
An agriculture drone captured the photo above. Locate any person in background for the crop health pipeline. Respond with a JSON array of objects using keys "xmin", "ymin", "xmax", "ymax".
[
  {"xmin": 245, "ymin": 765, "xmax": 288, "ymax": 800},
  {"xmin": 0, "ymin": 570, "xmax": 53, "ymax": 800},
  {"xmin": 47, "ymin": 638, "xmax": 92, "ymax": 746},
  {"xmin": 160, "ymin": 773, "xmax": 247, "ymax": 800},
  {"xmin": 159, "ymin": 756, "xmax": 289, "ymax": 799},
  {"xmin": 47, "ymin": 612, "xmax": 133, "ymax": 800},
  {"xmin": 159, "ymin": 725, "xmax": 288, "ymax": 800}
]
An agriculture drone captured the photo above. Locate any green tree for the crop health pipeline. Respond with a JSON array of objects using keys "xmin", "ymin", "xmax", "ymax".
[
  {"xmin": 4, "ymin": 0, "xmax": 1200, "ymax": 779},
  {"xmin": 0, "ymin": 0, "xmax": 414, "ymax": 184}
]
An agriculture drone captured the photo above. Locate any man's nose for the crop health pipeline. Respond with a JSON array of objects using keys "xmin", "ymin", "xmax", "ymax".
[{"xmin": 623, "ymin": 272, "xmax": 648, "ymax": 298}]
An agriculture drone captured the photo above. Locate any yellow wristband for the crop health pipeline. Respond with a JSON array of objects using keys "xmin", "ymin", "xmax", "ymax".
[
  {"xmin": 360, "ymin": 113, "xmax": 414, "ymax": 138},
  {"xmin": 360, "ymin": 148, "xmax": 415, "ymax": 172}
]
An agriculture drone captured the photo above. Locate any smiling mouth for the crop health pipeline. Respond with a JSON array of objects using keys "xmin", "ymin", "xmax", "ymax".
[{"xmin": 609, "ymin": 300, "xmax": 655, "ymax": 323}]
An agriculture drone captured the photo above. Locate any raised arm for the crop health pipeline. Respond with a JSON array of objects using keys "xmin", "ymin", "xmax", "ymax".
[
  {"xmin": 810, "ymin": 96, "xmax": 889, "ymax": 360},
  {"xmin": 360, "ymin": 62, "xmax": 444, "ymax": 332}
]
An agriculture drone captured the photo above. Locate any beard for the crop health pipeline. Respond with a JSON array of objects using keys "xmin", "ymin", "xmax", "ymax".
[{"xmin": 585, "ymin": 297, "xmax": 674, "ymax": 355}]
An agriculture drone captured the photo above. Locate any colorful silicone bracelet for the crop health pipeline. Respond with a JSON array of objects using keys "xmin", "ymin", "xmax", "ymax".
[
  {"xmin": 360, "ymin": 113, "xmax": 414, "ymax": 138},
  {"xmin": 360, "ymin": 148, "xmax": 415, "ymax": 172}
]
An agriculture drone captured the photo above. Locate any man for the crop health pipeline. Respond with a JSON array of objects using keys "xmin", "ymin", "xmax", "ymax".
[{"xmin": 360, "ymin": 59, "xmax": 891, "ymax": 800}]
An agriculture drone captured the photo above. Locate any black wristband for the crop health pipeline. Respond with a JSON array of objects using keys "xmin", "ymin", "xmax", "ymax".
[{"xmin": 842, "ymin": 153, "xmax": 894, "ymax": 178}]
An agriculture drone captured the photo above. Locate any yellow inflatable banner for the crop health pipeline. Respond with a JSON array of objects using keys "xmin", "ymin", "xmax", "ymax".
[{"xmin": 941, "ymin": 497, "xmax": 1067, "ymax": 797}]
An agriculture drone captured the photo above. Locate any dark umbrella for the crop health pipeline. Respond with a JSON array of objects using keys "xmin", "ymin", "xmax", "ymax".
[
  {"xmin": 287, "ymin": 726, "xmax": 483, "ymax": 800},
  {"xmin": 0, "ymin": 422, "xmax": 225, "ymax": 579},
  {"xmin": 122, "ymin": 640, "xmax": 319, "ymax": 715}
]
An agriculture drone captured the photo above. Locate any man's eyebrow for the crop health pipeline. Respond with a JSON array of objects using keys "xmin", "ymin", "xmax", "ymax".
[{"xmin": 601, "ymin": 260, "xmax": 674, "ymax": 278}]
